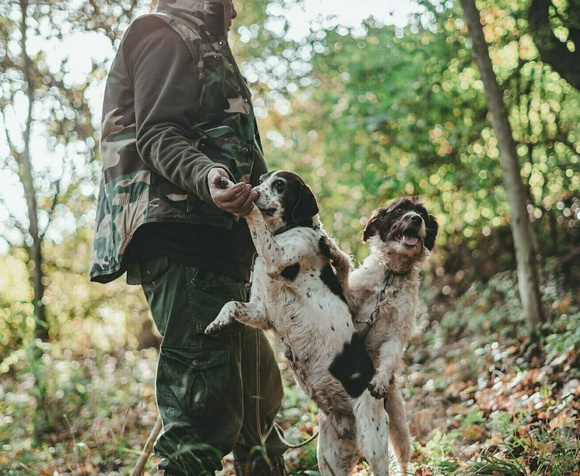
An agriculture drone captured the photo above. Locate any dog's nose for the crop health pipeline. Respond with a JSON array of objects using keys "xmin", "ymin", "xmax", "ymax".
[{"xmin": 411, "ymin": 214, "xmax": 422, "ymax": 223}]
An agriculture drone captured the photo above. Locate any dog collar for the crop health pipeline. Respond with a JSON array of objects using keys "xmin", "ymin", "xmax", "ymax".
[
  {"xmin": 274, "ymin": 222, "xmax": 321, "ymax": 236},
  {"xmin": 356, "ymin": 267, "xmax": 409, "ymax": 326},
  {"xmin": 383, "ymin": 266, "xmax": 408, "ymax": 285}
]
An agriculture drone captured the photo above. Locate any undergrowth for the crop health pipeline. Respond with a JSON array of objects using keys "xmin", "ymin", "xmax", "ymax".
[{"xmin": 0, "ymin": 269, "xmax": 578, "ymax": 475}]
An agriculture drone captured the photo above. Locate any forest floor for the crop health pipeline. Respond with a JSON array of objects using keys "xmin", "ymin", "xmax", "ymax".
[{"xmin": 0, "ymin": 269, "xmax": 579, "ymax": 475}]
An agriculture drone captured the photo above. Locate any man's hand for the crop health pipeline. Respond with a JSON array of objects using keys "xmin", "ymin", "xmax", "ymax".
[{"xmin": 208, "ymin": 168, "xmax": 257, "ymax": 217}]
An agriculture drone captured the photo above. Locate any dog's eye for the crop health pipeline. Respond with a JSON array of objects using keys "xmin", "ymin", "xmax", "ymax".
[{"xmin": 273, "ymin": 179, "xmax": 286, "ymax": 192}]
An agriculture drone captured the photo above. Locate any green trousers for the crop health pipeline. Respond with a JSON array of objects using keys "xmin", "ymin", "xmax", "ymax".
[{"xmin": 139, "ymin": 257, "xmax": 286, "ymax": 475}]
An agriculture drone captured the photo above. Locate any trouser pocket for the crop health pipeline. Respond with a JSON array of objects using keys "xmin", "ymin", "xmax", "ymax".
[
  {"xmin": 186, "ymin": 266, "xmax": 247, "ymax": 336},
  {"xmin": 157, "ymin": 345, "xmax": 232, "ymax": 420},
  {"xmin": 155, "ymin": 341, "xmax": 244, "ymax": 473},
  {"xmin": 141, "ymin": 260, "xmax": 247, "ymax": 339}
]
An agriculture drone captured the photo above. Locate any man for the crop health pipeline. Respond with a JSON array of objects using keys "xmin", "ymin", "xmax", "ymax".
[{"xmin": 90, "ymin": 0, "xmax": 287, "ymax": 474}]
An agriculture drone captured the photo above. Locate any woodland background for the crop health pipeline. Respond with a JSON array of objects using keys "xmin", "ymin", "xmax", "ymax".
[{"xmin": 0, "ymin": 0, "xmax": 579, "ymax": 474}]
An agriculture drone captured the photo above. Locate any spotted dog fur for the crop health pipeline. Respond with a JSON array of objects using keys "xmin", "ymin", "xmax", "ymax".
[
  {"xmin": 329, "ymin": 196, "xmax": 439, "ymax": 474},
  {"xmin": 206, "ymin": 171, "xmax": 391, "ymax": 476}
]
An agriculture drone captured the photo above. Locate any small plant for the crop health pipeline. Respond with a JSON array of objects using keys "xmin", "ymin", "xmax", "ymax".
[
  {"xmin": 418, "ymin": 430, "xmax": 461, "ymax": 474},
  {"xmin": 459, "ymin": 453, "xmax": 527, "ymax": 476}
]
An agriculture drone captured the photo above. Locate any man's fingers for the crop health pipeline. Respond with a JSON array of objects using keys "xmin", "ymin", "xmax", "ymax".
[
  {"xmin": 235, "ymin": 192, "xmax": 257, "ymax": 217},
  {"xmin": 227, "ymin": 187, "xmax": 255, "ymax": 213},
  {"xmin": 207, "ymin": 169, "xmax": 258, "ymax": 215},
  {"xmin": 219, "ymin": 183, "xmax": 252, "ymax": 203}
]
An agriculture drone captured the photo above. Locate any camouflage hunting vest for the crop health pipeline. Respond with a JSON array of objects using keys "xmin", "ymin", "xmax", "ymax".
[{"xmin": 90, "ymin": 5, "xmax": 264, "ymax": 283}]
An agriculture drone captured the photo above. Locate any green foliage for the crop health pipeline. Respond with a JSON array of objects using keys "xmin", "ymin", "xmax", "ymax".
[
  {"xmin": 459, "ymin": 453, "xmax": 527, "ymax": 476},
  {"xmin": 0, "ymin": 343, "xmax": 158, "ymax": 474},
  {"xmin": 436, "ymin": 270, "xmax": 526, "ymax": 339},
  {"xmin": 1, "ymin": 270, "xmax": 579, "ymax": 474},
  {"xmin": 0, "ymin": 0, "xmax": 579, "ymax": 473},
  {"xmin": 255, "ymin": 0, "xmax": 579, "ymax": 264},
  {"xmin": 0, "ymin": 253, "xmax": 34, "ymax": 355},
  {"xmin": 422, "ymin": 430, "xmax": 461, "ymax": 468},
  {"xmin": 408, "ymin": 266, "xmax": 580, "ymax": 476},
  {"xmin": 0, "ymin": 235, "xmax": 150, "ymax": 361}
]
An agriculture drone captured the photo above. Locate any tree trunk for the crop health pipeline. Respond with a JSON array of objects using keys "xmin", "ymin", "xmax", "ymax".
[
  {"xmin": 19, "ymin": 0, "xmax": 49, "ymax": 341},
  {"xmin": 459, "ymin": 0, "xmax": 545, "ymax": 333}
]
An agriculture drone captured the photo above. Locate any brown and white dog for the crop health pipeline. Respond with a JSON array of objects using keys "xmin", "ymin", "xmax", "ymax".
[
  {"xmin": 205, "ymin": 171, "xmax": 391, "ymax": 476},
  {"xmin": 330, "ymin": 196, "xmax": 438, "ymax": 474}
]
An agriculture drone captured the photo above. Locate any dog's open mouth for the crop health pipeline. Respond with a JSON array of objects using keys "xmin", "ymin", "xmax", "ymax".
[{"xmin": 401, "ymin": 230, "xmax": 419, "ymax": 247}]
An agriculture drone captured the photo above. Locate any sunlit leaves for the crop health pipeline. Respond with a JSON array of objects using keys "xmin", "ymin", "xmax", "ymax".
[{"xmin": 253, "ymin": 0, "xmax": 580, "ymax": 262}]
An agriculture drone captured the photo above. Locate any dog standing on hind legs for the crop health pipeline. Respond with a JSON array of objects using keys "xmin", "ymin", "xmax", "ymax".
[
  {"xmin": 329, "ymin": 196, "xmax": 439, "ymax": 474},
  {"xmin": 205, "ymin": 171, "xmax": 391, "ymax": 476}
]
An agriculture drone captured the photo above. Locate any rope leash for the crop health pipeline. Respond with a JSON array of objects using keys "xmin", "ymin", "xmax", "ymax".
[
  {"xmin": 274, "ymin": 421, "xmax": 319, "ymax": 449},
  {"xmin": 255, "ymin": 328, "xmax": 275, "ymax": 444},
  {"xmin": 255, "ymin": 329, "xmax": 318, "ymax": 451}
]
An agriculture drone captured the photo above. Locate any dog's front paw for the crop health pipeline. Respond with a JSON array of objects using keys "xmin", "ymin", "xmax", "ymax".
[
  {"xmin": 218, "ymin": 177, "xmax": 232, "ymax": 189},
  {"xmin": 205, "ymin": 319, "xmax": 231, "ymax": 335},
  {"xmin": 319, "ymin": 236, "xmax": 347, "ymax": 266},
  {"xmin": 368, "ymin": 375, "xmax": 391, "ymax": 400},
  {"xmin": 319, "ymin": 236, "xmax": 333, "ymax": 258},
  {"xmin": 205, "ymin": 305, "xmax": 237, "ymax": 335},
  {"xmin": 319, "ymin": 237, "xmax": 351, "ymax": 286}
]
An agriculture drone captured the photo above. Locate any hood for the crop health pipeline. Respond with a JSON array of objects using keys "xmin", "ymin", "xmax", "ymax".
[{"xmin": 157, "ymin": 0, "xmax": 226, "ymax": 36}]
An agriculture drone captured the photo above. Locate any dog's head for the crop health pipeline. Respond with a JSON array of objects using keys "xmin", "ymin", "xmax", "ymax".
[
  {"xmin": 362, "ymin": 197, "xmax": 438, "ymax": 261},
  {"xmin": 253, "ymin": 170, "xmax": 320, "ymax": 234}
]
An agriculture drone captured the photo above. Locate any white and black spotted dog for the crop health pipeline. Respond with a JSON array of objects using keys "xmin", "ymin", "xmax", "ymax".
[
  {"xmin": 330, "ymin": 196, "xmax": 438, "ymax": 474},
  {"xmin": 205, "ymin": 170, "xmax": 391, "ymax": 476}
]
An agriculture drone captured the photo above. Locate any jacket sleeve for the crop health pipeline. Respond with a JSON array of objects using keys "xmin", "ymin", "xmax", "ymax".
[{"xmin": 124, "ymin": 16, "xmax": 224, "ymax": 203}]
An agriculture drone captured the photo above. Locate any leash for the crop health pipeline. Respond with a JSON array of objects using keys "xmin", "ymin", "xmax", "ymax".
[
  {"xmin": 255, "ymin": 328, "xmax": 275, "ymax": 445},
  {"xmin": 355, "ymin": 267, "xmax": 408, "ymax": 326},
  {"xmin": 274, "ymin": 420, "xmax": 319, "ymax": 449},
  {"xmin": 255, "ymin": 329, "xmax": 319, "ymax": 450}
]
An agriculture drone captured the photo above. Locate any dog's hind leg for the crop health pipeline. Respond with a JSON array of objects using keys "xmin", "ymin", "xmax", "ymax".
[
  {"xmin": 385, "ymin": 384, "xmax": 412, "ymax": 474},
  {"xmin": 354, "ymin": 393, "xmax": 390, "ymax": 476},
  {"xmin": 317, "ymin": 412, "xmax": 358, "ymax": 476}
]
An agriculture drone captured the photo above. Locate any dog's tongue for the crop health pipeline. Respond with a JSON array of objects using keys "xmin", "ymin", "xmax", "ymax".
[{"xmin": 403, "ymin": 235, "xmax": 419, "ymax": 246}]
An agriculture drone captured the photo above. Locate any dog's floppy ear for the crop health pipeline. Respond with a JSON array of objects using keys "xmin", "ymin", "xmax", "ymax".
[
  {"xmin": 424, "ymin": 214, "xmax": 439, "ymax": 250},
  {"xmin": 362, "ymin": 208, "xmax": 386, "ymax": 243},
  {"xmin": 291, "ymin": 183, "xmax": 319, "ymax": 223}
]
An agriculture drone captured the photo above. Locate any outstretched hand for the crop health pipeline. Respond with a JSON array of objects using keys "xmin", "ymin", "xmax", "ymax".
[{"xmin": 208, "ymin": 168, "xmax": 257, "ymax": 217}]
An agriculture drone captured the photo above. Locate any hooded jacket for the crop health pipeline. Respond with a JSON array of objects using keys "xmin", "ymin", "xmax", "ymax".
[{"xmin": 90, "ymin": 0, "xmax": 266, "ymax": 283}]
